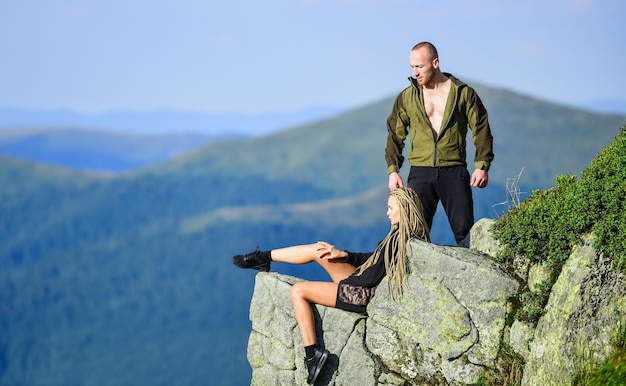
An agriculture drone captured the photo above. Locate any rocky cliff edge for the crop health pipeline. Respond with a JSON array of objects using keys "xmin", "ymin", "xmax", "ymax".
[{"xmin": 246, "ymin": 218, "xmax": 625, "ymax": 385}]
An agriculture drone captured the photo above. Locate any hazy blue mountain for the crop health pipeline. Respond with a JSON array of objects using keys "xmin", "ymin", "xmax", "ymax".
[
  {"xmin": 0, "ymin": 106, "xmax": 348, "ymax": 172},
  {"xmin": 0, "ymin": 128, "xmax": 223, "ymax": 172},
  {"xmin": 0, "ymin": 106, "xmax": 347, "ymax": 136},
  {"xmin": 0, "ymin": 86, "xmax": 624, "ymax": 386}
]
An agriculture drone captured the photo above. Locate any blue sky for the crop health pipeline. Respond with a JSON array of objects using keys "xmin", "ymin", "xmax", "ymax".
[{"xmin": 2, "ymin": 0, "xmax": 625, "ymax": 114}]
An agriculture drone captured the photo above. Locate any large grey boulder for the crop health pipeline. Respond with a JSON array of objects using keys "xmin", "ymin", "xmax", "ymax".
[
  {"xmin": 468, "ymin": 220, "xmax": 626, "ymax": 384},
  {"xmin": 367, "ymin": 241, "xmax": 519, "ymax": 384},
  {"xmin": 521, "ymin": 236, "xmax": 626, "ymax": 385},
  {"xmin": 246, "ymin": 238, "xmax": 519, "ymax": 385}
]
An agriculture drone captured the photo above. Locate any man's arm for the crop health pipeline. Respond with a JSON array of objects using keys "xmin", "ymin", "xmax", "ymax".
[
  {"xmin": 385, "ymin": 94, "xmax": 409, "ymax": 190},
  {"xmin": 465, "ymin": 87, "xmax": 494, "ymax": 177}
]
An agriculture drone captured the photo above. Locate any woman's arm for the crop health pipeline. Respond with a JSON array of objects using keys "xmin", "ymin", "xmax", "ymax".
[
  {"xmin": 345, "ymin": 252, "xmax": 373, "ymax": 267},
  {"xmin": 315, "ymin": 241, "xmax": 348, "ymax": 261},
  {"xmin": 316, "ymin": 242, "xmax": 374, "ymax": 266},
  {"xmin": 342, "ymin": 255, "xmax": 386, "ymax": 288}
]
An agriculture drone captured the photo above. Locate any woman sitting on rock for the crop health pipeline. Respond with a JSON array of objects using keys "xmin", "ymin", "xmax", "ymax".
[{"xmin": 232, "ymin": 187, "xmax": 430, "ymax": 385}]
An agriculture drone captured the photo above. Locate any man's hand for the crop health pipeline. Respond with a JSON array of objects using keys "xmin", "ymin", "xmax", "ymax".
[
  {"xmin": 471, "ymin": 169, "xmax": 489, "ymax": 188},
  {"xmin": 388, "ymin": 172, "xmax": 404, "ymax": 191}
]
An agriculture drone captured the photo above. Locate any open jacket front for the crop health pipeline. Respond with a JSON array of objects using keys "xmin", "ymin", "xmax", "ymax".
[{"xmin": 385, "ymin": 73, "xmax": 494, "ymax": 174}]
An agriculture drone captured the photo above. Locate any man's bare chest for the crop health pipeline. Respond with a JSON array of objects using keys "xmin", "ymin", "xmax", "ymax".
[{"xmin": 422, "ymin": 86, "xmax": 450, "ymax": 132}]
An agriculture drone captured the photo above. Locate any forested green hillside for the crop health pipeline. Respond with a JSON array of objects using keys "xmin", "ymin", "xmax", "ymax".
[{"xmin": 0, "ymin": 87, "xmax": 624, "ymax": 385}]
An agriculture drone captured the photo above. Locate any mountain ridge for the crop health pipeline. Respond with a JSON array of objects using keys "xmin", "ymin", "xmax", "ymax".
[
  {"xmin": 0, "ymin": 128, "xmax": 219, "ymax": 172},
  {"xmin": 0, "ymin": 105, "xmax": 347, "ymax": 135}
]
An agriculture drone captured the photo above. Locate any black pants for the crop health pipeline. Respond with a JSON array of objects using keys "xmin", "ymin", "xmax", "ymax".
[{"xmin": 407, "ymin": 165, "xmax": 474, "ymax": 244}]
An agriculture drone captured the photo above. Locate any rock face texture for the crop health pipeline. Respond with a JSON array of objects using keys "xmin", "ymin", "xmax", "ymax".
[
  {"xmin": 366, "ymin": 241, "xmax": 518, "ymax": 384},
  {"xmin": 245, "ymin": 219, "xmax": 626, "ymax": 385},
  {"xmin": 518, "ymin": 237, "xmax": 626, "ymax": 386}
]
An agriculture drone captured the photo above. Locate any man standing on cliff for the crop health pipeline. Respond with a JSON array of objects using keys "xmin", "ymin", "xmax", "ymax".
[{"xmin": 385, "ymin": 41, "xmax": 494, "ymax": 244}]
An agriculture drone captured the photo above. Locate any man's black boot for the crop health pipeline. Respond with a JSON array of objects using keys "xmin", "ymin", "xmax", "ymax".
[
  {"xmin": 232, "ymin": 247, "xmax": 271, "ymax": 272},
  {"xmin": 304, "ymin": 346, "xmax": 329, "ymax": 385}
]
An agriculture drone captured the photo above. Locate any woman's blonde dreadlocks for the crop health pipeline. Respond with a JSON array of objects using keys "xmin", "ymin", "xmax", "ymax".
[{"xmin": 355, "ymin": 187, "xmax": 430, "ymax": 301}]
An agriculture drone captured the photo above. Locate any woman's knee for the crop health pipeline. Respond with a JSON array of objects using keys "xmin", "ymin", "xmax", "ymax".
[{"xmin": 290, "ymin": 282, "xmax": 304, "ymax": 302}]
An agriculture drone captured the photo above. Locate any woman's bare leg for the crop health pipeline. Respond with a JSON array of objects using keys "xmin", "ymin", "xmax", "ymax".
[
  {"xmin": 275, "ymin": 244, "xmax": 357, "ymax": 345},
  {"xmin": 270, "ymin": 244, "xmax": 320, "ymax": 264},
  {"xmin": 271, "ymin": 244, "xmax": 356, "ymax": 283},
  {"xmin": 290, "ymin": 281, "xmax": 339, "ymax": 346}
]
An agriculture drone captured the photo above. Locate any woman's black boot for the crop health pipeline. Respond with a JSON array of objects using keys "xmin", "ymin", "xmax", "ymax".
[
  {"xmin": 232, "ymin": 247, "xmax": 271, "ymax": 272},
  {"xmin": 305, "ymin": 346, "xmax": 329, "ymax": 385}
]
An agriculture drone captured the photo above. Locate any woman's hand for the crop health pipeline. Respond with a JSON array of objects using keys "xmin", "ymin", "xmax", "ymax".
[{"xmin": 315, "ymin": 241, "xmax": 347, "ymax": 261}]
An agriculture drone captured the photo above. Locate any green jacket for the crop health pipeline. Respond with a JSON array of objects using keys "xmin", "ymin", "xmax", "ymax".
[{"xmin": 385, "ymin": 73, "xmax": 494, "ymax": 174}]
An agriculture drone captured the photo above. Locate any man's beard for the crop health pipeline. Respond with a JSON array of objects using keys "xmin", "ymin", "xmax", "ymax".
[{"xmin": 417, "ymin": 71, "xmax": 433, "ymax": 86}]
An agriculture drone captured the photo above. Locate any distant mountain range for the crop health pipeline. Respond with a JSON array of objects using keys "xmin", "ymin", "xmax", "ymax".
[
  {"xmin": 0, "ymin": 106, "xmax": 347, "ymax": 136},
  {"xmin": 0, "ymin": 106, "xmax": 348, "ymax": 172},
  {"xmin": 0, "ymin": 86, "xmax": 625, "ymax": 386},
  {"xmin": 0, "ymin": 128, "xmax": 217, "ymax": 172},
  {"xmin": 1, "ymin": 96, "xmax": 624, "ymax": 136},
  {"xmin": 1, "ymin": 95, "xmax": 624, "ymax": 173}
]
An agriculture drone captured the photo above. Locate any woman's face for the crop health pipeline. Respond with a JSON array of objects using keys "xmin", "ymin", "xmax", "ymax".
[{"xmin": 387, "ymin": 195, "xmax": 400, "ymax": 225}]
